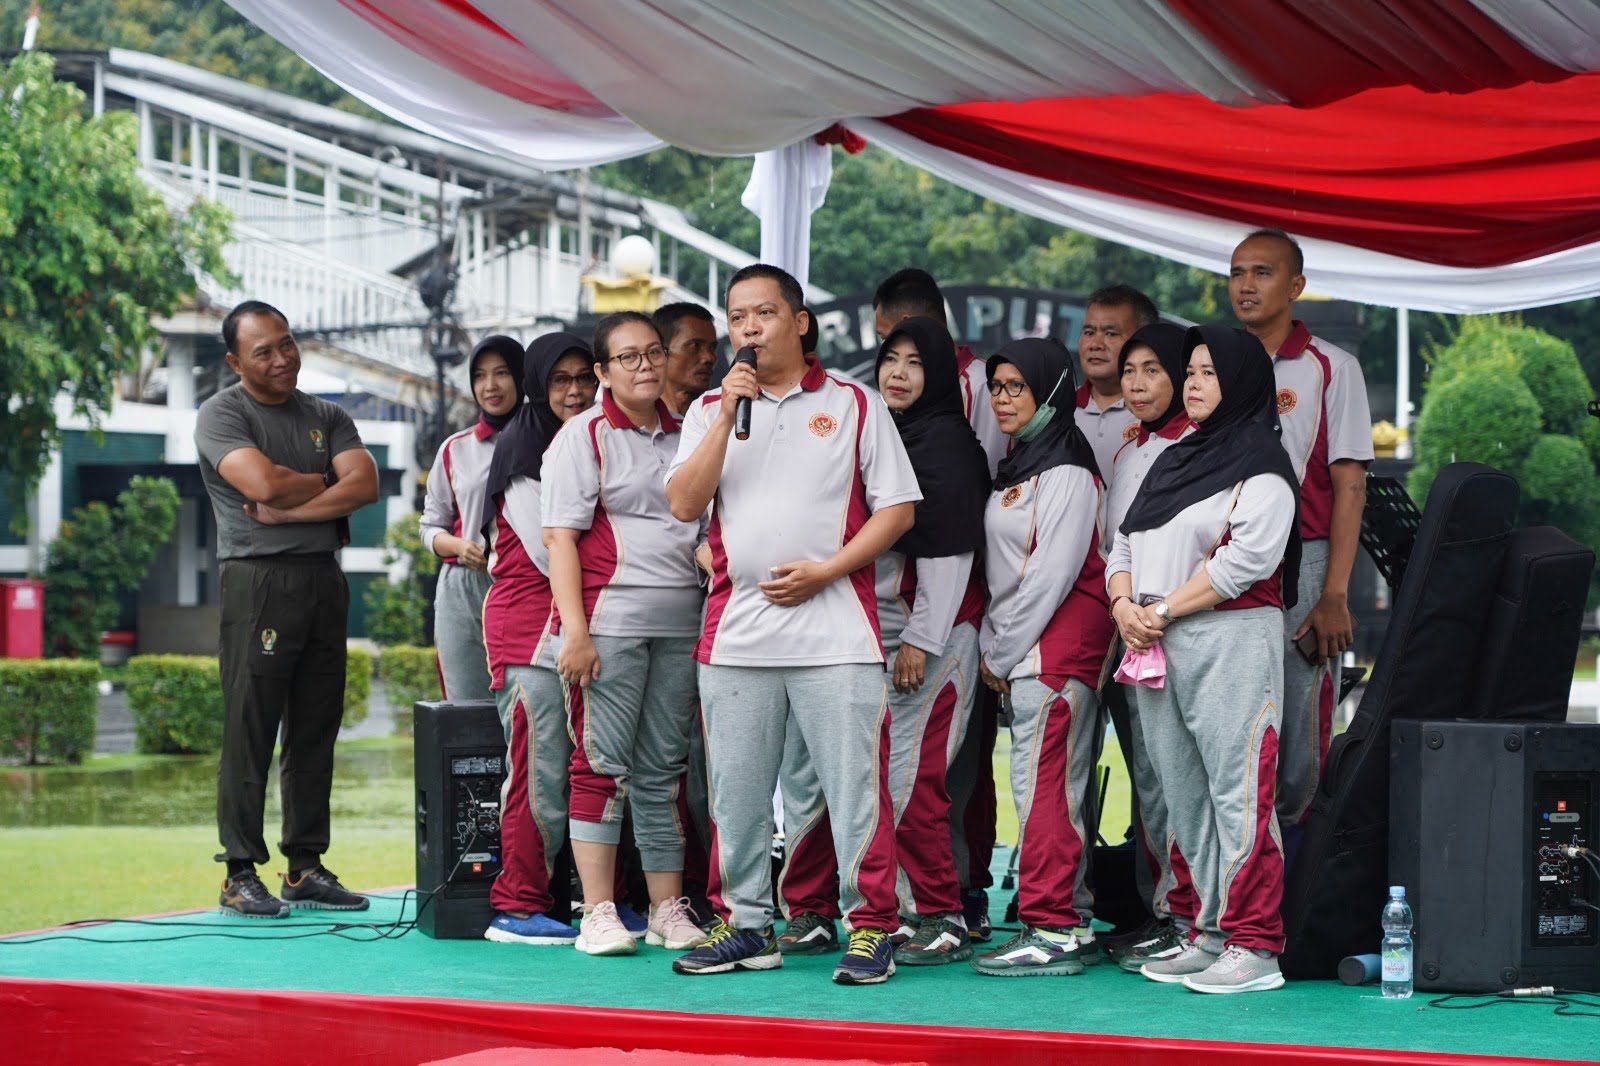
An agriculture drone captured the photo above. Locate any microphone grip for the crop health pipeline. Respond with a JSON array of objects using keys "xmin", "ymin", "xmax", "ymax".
[{"xmin": 731, "ymin": 345, "xmax": 757, "ymax": 441}]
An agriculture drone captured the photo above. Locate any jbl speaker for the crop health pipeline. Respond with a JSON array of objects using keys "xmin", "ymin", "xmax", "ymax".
[
  {"xmin": 414, "ymin": 700, "xmax": 507, "ymax": 939},
  {"xmin": 1390, "ymin": 719, "xmax": 1600, "ymax": 992}
]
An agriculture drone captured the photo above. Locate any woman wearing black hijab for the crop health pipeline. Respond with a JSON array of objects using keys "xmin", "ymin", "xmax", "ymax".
[
  {"xmin": 1098, "ymin": 321, "xmax": 1199, "ymax": 972},
  {"xmin": 420, "ymin": 336, "xmax": 524, "ymax": 702},
  {"xmin": 479, "ymin": 332, "xmax": 598, "ymax": 948},
  {"xmin": 1107, "ymin": 325, "xmax": 1299, "ymax": 995},
  {"xmin": 969, "ymin": 338, "xmax": 1115, "ymax": 979},
  {"xmin": 778, "ymin": 317, "xmax": 991, "ymax": 965}
]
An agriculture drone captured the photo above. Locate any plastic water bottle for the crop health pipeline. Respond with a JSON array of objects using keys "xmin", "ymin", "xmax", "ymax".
[{"xmin": 1381, "ymin": 886, "xmax": 1414, "ymax": 999}]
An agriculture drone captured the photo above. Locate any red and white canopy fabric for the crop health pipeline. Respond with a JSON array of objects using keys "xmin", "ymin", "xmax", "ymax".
[{"xmin": 226, "ymin": 0, "xmax": 1600, "ymax": 312}]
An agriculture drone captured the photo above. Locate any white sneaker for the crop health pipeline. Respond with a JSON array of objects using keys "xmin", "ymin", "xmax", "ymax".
[
  {"xmin": 575, "ymin": 901, "xmax": 639, "ymax": 956},
  {"xmin": 1182, "ymin": 944, "xmax": 1285, "ymax": 994},
  {"xmin": 646, "ymin": 896, "xmax": 710, "ymax": 950}
]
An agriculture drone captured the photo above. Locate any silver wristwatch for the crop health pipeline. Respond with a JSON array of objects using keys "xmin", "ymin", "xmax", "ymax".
[{"xmin": 1153, "ymin": 600, "xmax": 1171, "ymax": 623}]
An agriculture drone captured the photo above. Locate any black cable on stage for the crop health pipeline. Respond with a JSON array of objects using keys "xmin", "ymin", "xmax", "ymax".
[{"xmin": 1427, "ymin": 988, "xmax": 1600, "ymax": 1019}]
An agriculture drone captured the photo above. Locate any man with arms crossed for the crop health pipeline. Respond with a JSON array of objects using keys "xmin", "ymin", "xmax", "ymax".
[
  {"xmin": 1230, "ymin": 230, "xmax": 1372, "ymax": 830},
  {"xmin": 196, "ymin": 300, "xmax": 380, "ymax": 918},
  {"xmin": 667, "ymin": 265, "xmax": 920, "ymax": 985}
]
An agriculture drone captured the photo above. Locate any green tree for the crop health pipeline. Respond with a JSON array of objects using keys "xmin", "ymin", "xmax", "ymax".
[
  {"xmin": 1410, "ymin": 318, "xmax": 1600, "ymax": 600},
  {"xmin": 43, "ymin": 476, "xmax": 182, "ymax": 658},
  {"xmin": 0, "ymin": 52, "xmax": 231, "ymax": 516},
  {"xmin": 363, "ymin": 515, "xmax": 437, "ymax": 647}
]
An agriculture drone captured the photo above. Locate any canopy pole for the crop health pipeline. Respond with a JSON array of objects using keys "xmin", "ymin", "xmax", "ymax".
[
  {"xmin": 742, "ymin": 137, "xmax": 833, "ymax": 293},
  {"xmin": 1396, "ymin": 306, "xmax": 1412, "ymax": 459}
]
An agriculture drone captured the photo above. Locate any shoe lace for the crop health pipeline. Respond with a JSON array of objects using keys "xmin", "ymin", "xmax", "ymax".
[
  {"xmin": 908, "ymin": 914, "xmax": 957, "ymax": 948},
  {"xmin": 845, "ymin": 928, "xmax": 889, "ymax": 959},
  {"xmin": 1215, "ymin": 945, "xmax": 1252, "ymax": 970},
  {"xmin": 230, "ymin": 873, "xmax": 273, "ymax": 902},
  {"xmin": 656, "ymin": 896, "xmax": 694, "ymax": 925},
  {"xmin": 700, "ymin": 918, "xmax": 736, "ymax": 948}
]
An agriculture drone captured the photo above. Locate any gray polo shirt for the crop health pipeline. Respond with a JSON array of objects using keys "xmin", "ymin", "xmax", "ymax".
[{"xmin": 195, "ymin": 384, "xmax": 364, "ymax": 560}]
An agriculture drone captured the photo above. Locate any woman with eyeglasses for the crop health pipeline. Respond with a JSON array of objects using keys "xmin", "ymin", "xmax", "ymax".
[
  {"xmin": 479, "ymin": 332, "xmax": 599, "ymax": 948},
  {"xmin": 542, "ymin": 311, "xmax": 710, "ymax": 957},
  {"xmin": 420, "ymin": 335, "xmax": 523, "ymax": 702},
  {"xmin": 971, "ymin": 338, "xmax": 1114, "ymax": 979},
  {"xmin": 1107, "ymin": 325, "xmax": 1299, "ymax": 994}
]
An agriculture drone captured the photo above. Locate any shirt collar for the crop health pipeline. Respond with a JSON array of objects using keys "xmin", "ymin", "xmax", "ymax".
[
  {"xmin": 1274, "ymin": 320, "xmax": 1313, "ymax": 360},
  {"xmin": 1076, "ymin": 383, "xmax": 1125, "ymax": 414},
  {"xmin": 601, "ymin": 390, "xmax": 679, "ymax": 433},
  {"xmin": 473, "ymin": 416, "xmax": 497, "ymax": 442},
  {"xmin": 800, "ymin": 356, "xmax": 828, "ymax": 392},
  {"xmin": 1136, "ymin": 411, "xmax": 1193, "ymax": 446}
]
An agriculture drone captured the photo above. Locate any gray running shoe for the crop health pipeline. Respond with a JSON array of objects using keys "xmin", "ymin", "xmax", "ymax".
[
  {"xmin": 777, "ymin": 912, "xmax": 839, "ymax": 955},
  {"xmin": 1183, "ymin": 944, "xmax": 1285, "ymax": 994},
  {"xmin": 1141, "ymin": 942, "xmax": 1219, "ymax": 983},
  {"xmin": 971, "ymin": 927, "xmax": 1086, "ymax": 977},
  {"xmin": 1118, "ymin": 921, "xmax": 1188, "ymax": 973},
  {"xmin": 893, "ymin": 913, "xmax": 974, "ymax": 966}
]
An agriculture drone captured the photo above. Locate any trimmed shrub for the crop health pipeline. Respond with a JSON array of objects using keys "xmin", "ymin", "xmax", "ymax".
[
  {"xmin": 125, "ymin": 655, "xmax": 223, "ymax": 755},
  {"xmin": 0, "ymin": 659, "xmax": 101, "ymax": 764},
  {"xmin": 344, "ymin": 645, "xmax": 374, "ymax": 729},
  {"xmin": 378, "ymin": 645, "xmax": 439, "ymax": 735},
  {"xmin": 364, "ymin": 515, "xmax": 436, "ymax": 647}
]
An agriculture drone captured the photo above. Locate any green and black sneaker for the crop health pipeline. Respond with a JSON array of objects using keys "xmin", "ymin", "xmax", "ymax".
[
  {"xmin": 971, "ymin": 926, "xmax": 1088, "ymax": 977},
  {"xmin": 1117, "ymin": 920, "xmax": 1189, "ymax": 973},
  {"xmin": 893, "ymin": 912, "xmax": 974, "ymax": 966},
  {"xmin": 777, "ymin": 911, "xmax": 839, "ymax": 955}
]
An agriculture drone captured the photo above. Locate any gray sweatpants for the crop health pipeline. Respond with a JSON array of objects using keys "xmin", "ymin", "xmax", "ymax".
[
  {"xmin": 1124, "ymin": 681, "xmax": 1190, "ymax": 928},
  {"xmin": 1138, "ymin": 607, "xmax": 1285, "ymax": 954},
  {"xmin": 1007, "ymin": 676, "xmax": 1099, "ymax": 929},
  {"xmin": 435, "ymin": 563, "xmax": 492, "ymax": 702},
  {"xmin": 1279, "ymin": 538, "xmax": 1332, "ymax": 825},
  {"xmin": 567, "ymin": 635, "xmax": 699, "ymax": 872},
  {"xmin": 700, "ymin": 663, "xmax": 899, "ymax": 932},
  {"xmin": 779, "ymin": 624, "xmax": 980, "ymax": 920},
  {"xmin": 490, "ymin": 662, "xmax": 572, "ymax": 914}
]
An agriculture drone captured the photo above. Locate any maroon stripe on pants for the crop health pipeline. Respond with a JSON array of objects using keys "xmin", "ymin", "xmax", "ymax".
[
  {"xmin": 895, "ymin": 676, "xmax": 962, "ymax": 914},
  {"xmin": 779, "ymin": 809, "xmax": 841, "ymax": 919},
  {"xmin": 1167, "ymin": 842, "xmax": 1200, "ymax": 926},
  {"xmin": 1220, "ymin": 724, "xmax": 1286, "ymax": 952},
  {"xmin": 1017, "ymin": 693, "xmax": 1084, "ymax": 929},
  {"xmin": 565, "ymin": 685, "xmax": 616, "ymax": 826},
  {"xmin": 489, "ymin": 691, "xmax": 552, "ymax": 914},
  {"xmin": 963, "ymin": 697, "xmax": 999, "ymax": 889},
  {"xmin": 847, "ymin": 711, "xmax": 902, "ymax": 931}
]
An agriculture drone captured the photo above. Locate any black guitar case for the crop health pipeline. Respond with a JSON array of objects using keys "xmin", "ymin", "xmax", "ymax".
[
  {"xmin": 1280, "ymin": 463, "xmax": 1519, "ymax": 978},
  {"xmin": 1465, "ymin": 525, "xmax": 1594, "ymax": 722}
]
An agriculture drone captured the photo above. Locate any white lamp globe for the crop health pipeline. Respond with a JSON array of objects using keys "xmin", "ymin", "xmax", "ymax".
[{"xmin": 611, "ymin": 235, "xmax": 657, "ymax": 278}]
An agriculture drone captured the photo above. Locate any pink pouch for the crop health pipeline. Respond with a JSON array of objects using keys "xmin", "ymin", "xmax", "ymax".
[{"xmin": 1114, "ymin": 642, "xmax": 1167, "ymax": 689}]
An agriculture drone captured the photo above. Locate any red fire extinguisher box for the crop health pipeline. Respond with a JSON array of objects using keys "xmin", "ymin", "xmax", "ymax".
[{"xmin": 0, "ymin": 579, "xmax": 45, "ymax": 659}]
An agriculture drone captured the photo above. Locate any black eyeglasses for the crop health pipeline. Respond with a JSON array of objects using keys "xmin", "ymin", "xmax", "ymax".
[
  {"xmin": 608, "ymin": 346, "xmax": 668, "ymax": 371},
  {"xmin": 549, "ymin": 372, "xmax": 599, "ymax": 391},
  {"xmin": 986, "ymin": 380, "xmax": 1028, "ymax": 398}
]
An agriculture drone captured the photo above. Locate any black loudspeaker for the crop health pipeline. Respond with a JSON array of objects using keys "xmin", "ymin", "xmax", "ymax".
[
  {"xmin": 1390, "ymin": 720, "xmax": 1600, "ymax": 993},
  {"xmin": 415, "ymin": 699, "xmax": 506, "ymax": 939}
]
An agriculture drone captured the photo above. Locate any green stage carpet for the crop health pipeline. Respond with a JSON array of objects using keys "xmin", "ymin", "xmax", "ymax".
[{"xmin": 0, "ymin": 890, "xmax": 1588, "ymax": 1061}]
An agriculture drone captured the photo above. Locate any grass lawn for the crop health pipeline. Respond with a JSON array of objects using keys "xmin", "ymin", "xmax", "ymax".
[{"xmin": 1, "ymin": 731, "xmax": 1133, "ymax": 936}]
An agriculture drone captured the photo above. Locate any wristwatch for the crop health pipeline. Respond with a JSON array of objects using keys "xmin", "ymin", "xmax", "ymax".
[{"xmin": 1153, "ymin": 600, "xmax": 1171, "ymax": 623}]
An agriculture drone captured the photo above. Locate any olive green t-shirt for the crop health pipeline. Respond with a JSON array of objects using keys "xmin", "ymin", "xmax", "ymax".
[{"xmin": 195, "ymin": 384, "xmax": 365, "ymax": 560}]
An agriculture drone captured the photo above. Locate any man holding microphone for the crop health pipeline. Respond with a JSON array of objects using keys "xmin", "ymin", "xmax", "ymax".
[{"xmin": 665, "ymin": 265, "xmax": 921, "ymax": 985}]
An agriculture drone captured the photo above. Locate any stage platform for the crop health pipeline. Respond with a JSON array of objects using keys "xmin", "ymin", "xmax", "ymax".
[{"xmin": 1, "ymin": 890, "xmax": 1589, "ymax": 1066}]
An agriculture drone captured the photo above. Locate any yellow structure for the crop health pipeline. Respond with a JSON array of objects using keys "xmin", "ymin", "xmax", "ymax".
[
  {"xmin": 1372, "ymin": 420, "xmax": 1408, "ymax": 458},
  {"xmin": 581, "ymin": 273, "xmax": 673, "ymax": 313}
]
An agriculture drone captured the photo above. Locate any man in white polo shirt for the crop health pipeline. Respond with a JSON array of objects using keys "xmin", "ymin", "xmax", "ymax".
[
  {"xmin": 1230, "ymin": 228, "xmax": 1372, "ymax": 829},
  {"xmin": 1074, "ymin": 284, "xmax": 1155, "ymax": 483},
  {"xmin": 666, "ymin": 264, "xmax": 920, "ymax": 986}
]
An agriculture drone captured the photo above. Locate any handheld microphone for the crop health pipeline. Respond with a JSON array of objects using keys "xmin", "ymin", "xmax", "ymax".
[{"xmin": 733, "ymin": 345, "xmax": 757, "ymax": 441}]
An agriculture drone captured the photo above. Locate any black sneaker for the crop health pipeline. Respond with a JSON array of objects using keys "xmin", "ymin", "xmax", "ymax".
[
  {"xmin": 832, "ymin": 927, "xmax": 895, "ymax": 985},
  {"xmin": 1118, "ymin": 920, "xmax": 1188, "ymax": 973},
  {"xmin": 279, "ymin": 866, "xmax": 370, "ymax": 911},
  {"xmin": 219, "ymin": 870, "xmax": 289, "ymax": 919},
  {"xmin": 672, "ymin": 919, "xmax": 783, "ymax": 975},
  {"xmin": 776, "ymin": 911, "xmax": 839, "ymax": 955},
  {"xmin": 961, "ymin": 888, "xmax": 993, "ymax": 942},
  {"xmin": 1104, "ymin": 914, "xmax": 1163, "ymax": 961}
]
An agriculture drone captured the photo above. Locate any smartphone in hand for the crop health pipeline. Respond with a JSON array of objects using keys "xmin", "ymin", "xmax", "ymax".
[{"xmin": 1295, "ymin": 628, "xmax": 1323, "ymax": 666}]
